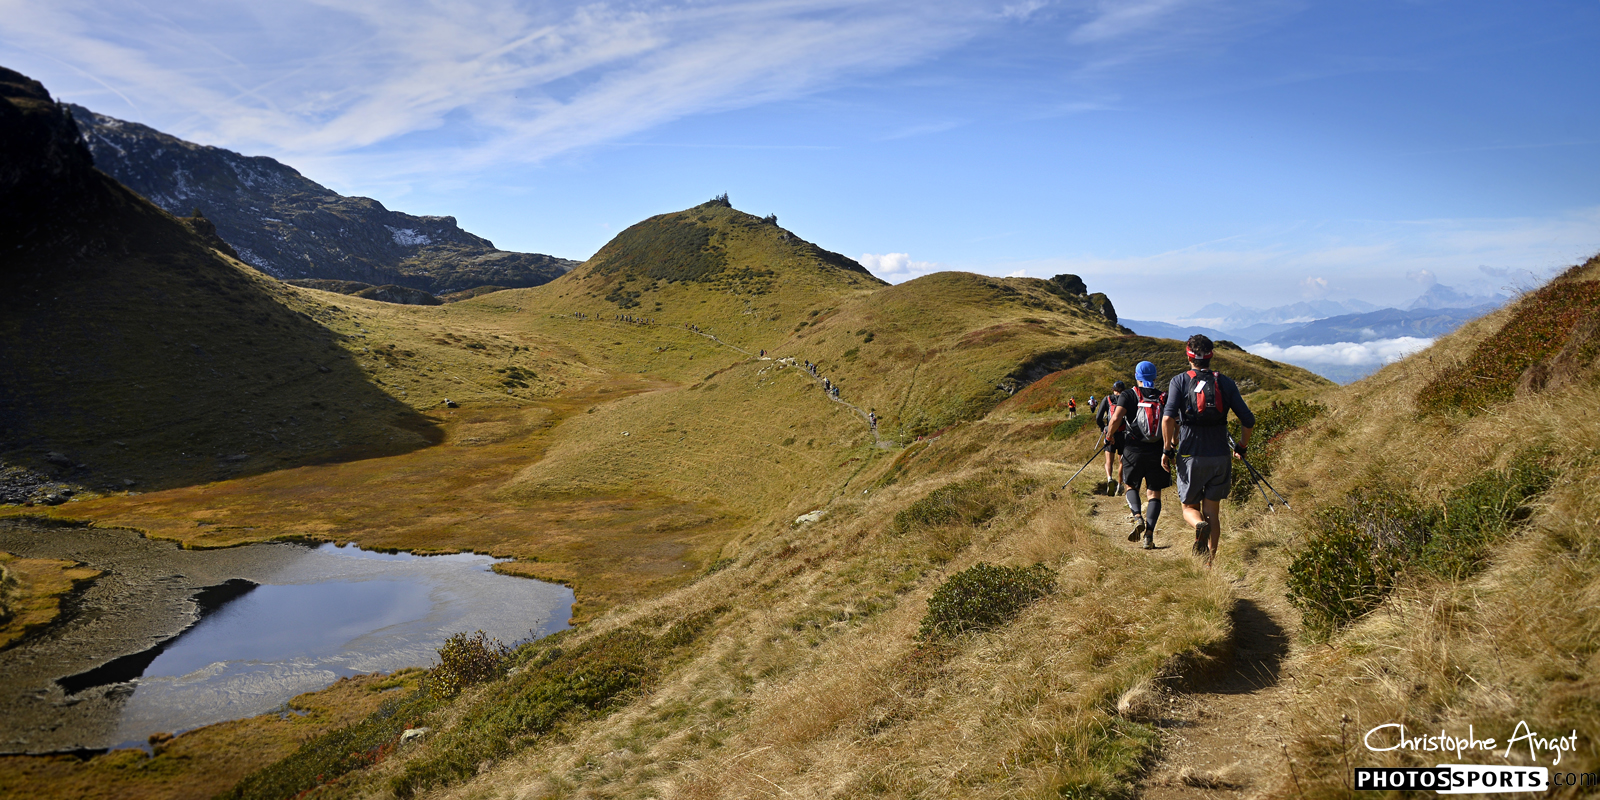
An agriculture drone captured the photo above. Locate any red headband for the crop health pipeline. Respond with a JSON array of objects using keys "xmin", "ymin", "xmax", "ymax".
[{"xmin": 1186, "ymin": 347, "xmax": 1212, "ymax": 360}]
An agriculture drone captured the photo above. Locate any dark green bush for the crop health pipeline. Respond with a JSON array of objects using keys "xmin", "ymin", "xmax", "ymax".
[
  {"xmin": 1284, "ymin": 489, "xmax": 1422, "ymax": 636},
  {"xmin": 1286, "ymin": 456, "xmax": 1552, "ymax": 636},
  {"xmin": 892, "ymin": 480, "xmax": 998, "ymax": 535},
  {"xmin": 919, "ymin": 562, "xmax": 1055, "ymax": 639},
  {"xmin": 1415, "ymin": 457, "xmax": 1552, "ymax": 578},
  {"xmin": 429, "ymin": 630, "xmax": 511, "ymax": 700}
]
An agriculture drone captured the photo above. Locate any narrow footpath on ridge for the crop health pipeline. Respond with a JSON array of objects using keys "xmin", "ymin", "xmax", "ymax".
[
  {"xmin": 1079, "ymin": 487, "xmax": 1299, "ymax": 798},
  {"xmin": 557, "ymin": 314, "xmax": 890, "ymax": 446}
]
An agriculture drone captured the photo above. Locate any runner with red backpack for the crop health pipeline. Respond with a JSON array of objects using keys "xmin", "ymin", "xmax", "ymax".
[
  {"xmin": 1104, "ymin": 362, "xmax": 1170, "ymax": 549},
  {"xmin": 1161, "ymin": 335, "xmax": 1255, "ymax": 564}
]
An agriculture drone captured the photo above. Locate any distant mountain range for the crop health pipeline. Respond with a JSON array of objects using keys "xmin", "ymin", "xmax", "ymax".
[
  {"xmin": 68, "ymin": 105, "xmax": 576, "ymax": 295},
  {"xmin": 1409, "ymin": 283, "xmax": 1507, "ymax": 310},
  {"xmin": 1117, "ymin": 319, "xmax": 1233, "ymax": 343},
  {"xmin": 1261, "ymin": 305, "xmax": 1496, "ymax": 346},
  {"xmin": 1183, "ymin": 298, "xmax": 1381, "ymax": 329}
]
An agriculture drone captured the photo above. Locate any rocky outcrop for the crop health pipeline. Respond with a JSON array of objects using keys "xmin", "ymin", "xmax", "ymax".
[
  {"xmin": 68, "ymin": 104, "xmax": 578, "ymax": 294},
  {"xmin": 1045, "ymin": 273, "xmax": 1118, "ymax": 325},
  {"xmin": 0, "ymin": 68, "xmax": 99, "ymax": 247}
]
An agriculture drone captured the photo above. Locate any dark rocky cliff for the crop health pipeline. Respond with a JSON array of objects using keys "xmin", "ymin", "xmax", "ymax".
[{"xmin": 68, "ymin": 104, "xmax": 577, "ymax": 294}]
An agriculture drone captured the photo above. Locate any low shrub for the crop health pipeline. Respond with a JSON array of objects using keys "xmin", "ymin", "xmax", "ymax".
[
  {"xmin": 591, "ymin": 213, "xmax": 727, "ymax": 285},
  {"xmin": 919, "ymin": 562, "xmax": 1055, "ymax": 639},
  {"xmin": 391, "ymin": 606, "xmax": 724, "ymax": 797},
  {"xmin": 223, "ymin": 687, "xmax": 439, "ymax": 800},
  {"xmin": 428, "ymin": 630, "xmax": 511, "ymax": 700},
  {"xmin": 0, "ymin": 563, "xmax": 16, "ymax": 625},
  {"xmin": 892, "ymin": 479, "xmax": 998, "ymax": 535},
  {"xmin": 1286, "ymin": 456, "xmax": 1553, "ymax": 636}
]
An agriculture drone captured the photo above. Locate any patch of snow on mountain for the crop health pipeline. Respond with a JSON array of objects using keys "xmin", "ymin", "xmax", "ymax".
[{"xmin": 386, "ymin": 226, "xmax": 432, "ymax": 246}]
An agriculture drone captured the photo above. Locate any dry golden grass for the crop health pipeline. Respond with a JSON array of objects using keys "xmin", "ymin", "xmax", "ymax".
[
  {"xmin": 402, "ymin": 420, "xmax": 1231, "ymax": 800},
  {"xmin": 0, "ymin": 553, "xmax": 99, "ymax": 649}
]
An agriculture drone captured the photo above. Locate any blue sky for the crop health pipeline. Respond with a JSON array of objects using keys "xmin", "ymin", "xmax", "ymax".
[{"xmin": 3, "ymin": 0, "xmax": 1598, "ymax": 320}]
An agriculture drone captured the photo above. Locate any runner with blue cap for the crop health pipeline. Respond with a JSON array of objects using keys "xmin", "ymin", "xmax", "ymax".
[{"xmin": 1104, "ymin": 361, "xmax": 1171, "ymax": 549}]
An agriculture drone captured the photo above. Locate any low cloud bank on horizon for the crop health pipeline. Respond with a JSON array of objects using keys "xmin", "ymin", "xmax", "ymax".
[{"xmin": 1246, "ymin": 337, "xmax": 1434, "ymax": 368}]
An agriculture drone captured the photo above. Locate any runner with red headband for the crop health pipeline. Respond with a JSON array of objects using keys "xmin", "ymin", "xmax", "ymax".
[{"xmin": 1160, "ymin": 334, "xmax": 1255, "ymax": 565}]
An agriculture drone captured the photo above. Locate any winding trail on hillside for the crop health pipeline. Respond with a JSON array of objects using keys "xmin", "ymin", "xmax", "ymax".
[
  {"xmin": 555, "ymin": 315, "xmax": 893, "ymax": 446},
  {"xmin": 1079, "ymin": 489, "xmax": 1300, "ymax": 798}
]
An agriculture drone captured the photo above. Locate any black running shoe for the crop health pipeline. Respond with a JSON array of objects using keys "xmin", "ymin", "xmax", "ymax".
[
  {"xmin": 1143, "ymin": 531, "xmax": 1155, "ymax": 550},
  {"xmin": 1127, "ymin": 518, "xmax": 1146, "ymax": 542},
  {"xmin": 1193, "ymin": 520, "xmax": 1211, "ymax": 557}
]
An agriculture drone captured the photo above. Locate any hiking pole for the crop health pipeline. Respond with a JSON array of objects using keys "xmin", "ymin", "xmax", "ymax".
[
  {"xmin": 1230, "ymin": 435, "xmax": 1277, "ymax": 511},
  {"xmin": 1231, "ymin": 437, "xmax": 1291, "ymax": 509},
  {"xmin": 1245, "ymin": 458, "xmax": 1291, "ymax": 509},
  {"xmin": 1061, "ymin": 441, "xmax": 1110, "ymax": 489}
]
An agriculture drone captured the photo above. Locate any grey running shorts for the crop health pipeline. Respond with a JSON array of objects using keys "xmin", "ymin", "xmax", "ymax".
[{"xmin": 1175, "ymin": 455, "xmax": 1233, "ymax": 503}]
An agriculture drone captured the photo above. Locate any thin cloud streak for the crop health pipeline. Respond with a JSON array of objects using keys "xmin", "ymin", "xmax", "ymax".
[{"xmin": 0, "ymin": 0, "xmax": 1259, "ymax": 182}]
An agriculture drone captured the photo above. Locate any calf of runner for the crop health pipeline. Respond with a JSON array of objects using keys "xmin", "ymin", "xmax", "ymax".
[{"xmin": 1104, "ymin": 364, "xmax": 1169, "ymax": 549}]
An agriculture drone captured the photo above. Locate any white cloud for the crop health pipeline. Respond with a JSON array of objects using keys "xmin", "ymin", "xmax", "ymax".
[
  {"xmin": 859, "ymin": 252, "xmax": 940, "ymax": 282},
  {"xmin": 1001, "ymin": 0, "xmax": 1051, "ymax": 20},
  {"xmin": 1246, "ymin": 337, "xmax": 1433, "ymax": 367},
  {"xmin": 0, "ymin": 0, "xmax": 994, "ymax": 177},
  {"xmin": 1300, "ymin": 276, "xmax": 1328, "ymax": 298},
  {"xmin": 1005, "ymin": 269, "xmax": 1028, "ymax": 277},
  {"xmin": 996, "ymin": 207, "xmax": 1600, "ymax": 319},
  {"xmin": 1407, "ymin": 268, "xmax": 1437, "ymax": 286}
]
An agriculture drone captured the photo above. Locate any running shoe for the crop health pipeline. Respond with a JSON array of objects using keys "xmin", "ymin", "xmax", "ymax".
[
  {"xmin": 1127, "ymin": 518, "xmax": 1146, "ymax": 542},
  {"xmin": 1193, "ymin": 520, "xmax": 1211, "ymax": 557}
]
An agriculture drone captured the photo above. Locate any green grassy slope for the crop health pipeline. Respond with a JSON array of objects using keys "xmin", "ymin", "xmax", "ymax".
[
  {"xmin": 0, "ymin": 67, "xmax": 438, "ymax": 490},
  {"xmin": 4, "ymin": 69, "xmax": 1344, "ymax": 800}
]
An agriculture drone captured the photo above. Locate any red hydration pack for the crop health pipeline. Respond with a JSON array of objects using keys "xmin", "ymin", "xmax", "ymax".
[
  {"xmin": 1185, "ymin": 369, "xmax": 1228, "ymax": 427},
  {"xmin": 1127, "ymin": 386, "xmax": 1166, "ymax": 443}
]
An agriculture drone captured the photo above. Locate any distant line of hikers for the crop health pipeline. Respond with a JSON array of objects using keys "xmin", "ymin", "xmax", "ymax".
[{"xmin": 1083, "ymin": 334, "xmax": 1254, "ymax": 565}]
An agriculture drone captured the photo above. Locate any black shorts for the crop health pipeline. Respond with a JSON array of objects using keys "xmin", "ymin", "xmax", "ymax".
[{"xmin": 1120, "ymin": 449, "xmax": 1172, "ymax": 492}]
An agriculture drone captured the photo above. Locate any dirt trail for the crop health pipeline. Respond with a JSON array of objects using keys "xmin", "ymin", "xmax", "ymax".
[{"xmin": 1082, "ymin": 490, "xmax": 1299, "ymax": 799}]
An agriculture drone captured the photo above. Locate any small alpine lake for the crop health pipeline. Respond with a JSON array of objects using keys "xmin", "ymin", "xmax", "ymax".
[{"xmin": 0, "ymin": 520, "xmax": 572, "ymax": 753}]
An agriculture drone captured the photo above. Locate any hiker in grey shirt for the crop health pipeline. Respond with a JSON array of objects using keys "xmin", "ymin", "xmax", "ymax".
[{"xmin": 1161, "ymin": 335, "xmax": 1254, "ymax": 564}]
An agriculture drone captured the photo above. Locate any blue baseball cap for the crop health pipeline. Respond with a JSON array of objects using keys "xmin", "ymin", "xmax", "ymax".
[{"xmin": 1135, "ymin": 361, "xmax": 1157, "ymax": 388}]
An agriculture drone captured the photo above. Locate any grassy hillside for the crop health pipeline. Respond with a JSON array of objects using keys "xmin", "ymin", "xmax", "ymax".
[
  {"xmin": 0, "ymin": 67, "xmax": 438, "ymax": 491},
  {"xmin": 4, "ymin": 70, "xmax": 1342, "ymax": 798}
]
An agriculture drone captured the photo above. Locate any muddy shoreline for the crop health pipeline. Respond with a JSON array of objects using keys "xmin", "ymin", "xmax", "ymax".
[
  {"xmin": 0, "ymin": 519, "xmax": 320, "ymax": 754},
  {"xmin": 0, "ymin": 517, "xmax": 572, "ymax": 755}
]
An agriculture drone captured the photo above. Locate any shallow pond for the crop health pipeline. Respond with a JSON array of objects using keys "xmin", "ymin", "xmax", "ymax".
[{"xmin": 0, "ymin": 523, "xmax": 572, "ymax": 753}]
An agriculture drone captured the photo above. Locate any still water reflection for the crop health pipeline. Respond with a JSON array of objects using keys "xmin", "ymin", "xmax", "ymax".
[{"xmin": 111, "ymin": 543, "xmax": 571, "ymax": 748}]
